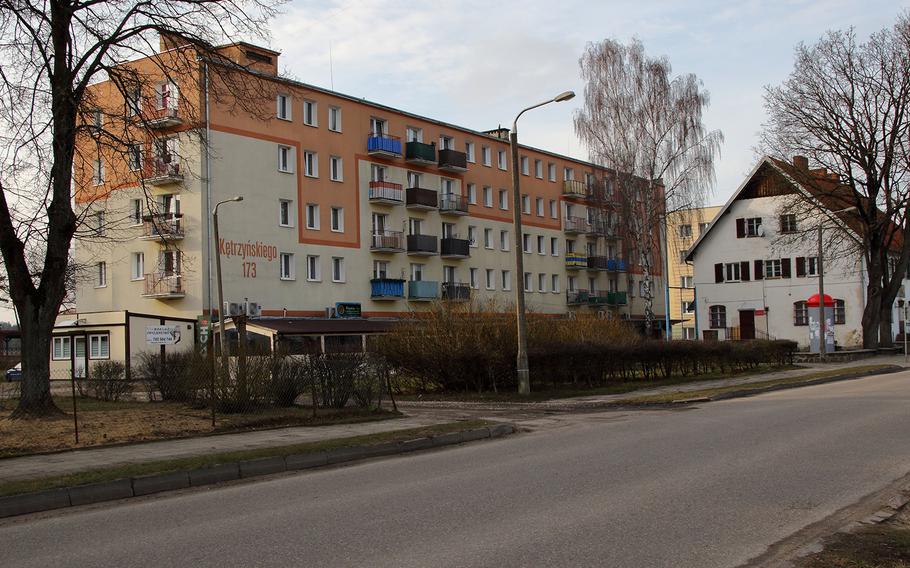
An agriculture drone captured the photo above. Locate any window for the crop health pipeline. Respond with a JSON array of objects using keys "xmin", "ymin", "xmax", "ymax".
[
  {"xmin": 440, "ymin": 177, "xmax": 455, "ymax": 196},
  {"xmin": 96, "ymin": 262, "xmax": 107, "ymax": 287},
  {"xmin": 498, "ymin": 150, "xmax": 507, "ymax": 170},
  {"xmin": 468, "ymin": 225, "xmax": 477, "ymax": 247},
  {"xmin": 681, "ymin": 301, "xmax": 694, "ymax": 314},
  {"xmin": 520, "ymin": 156, "xmax": 529, "ymax": 175},
  {"xmin": 156, "ymin": 81, "xmax": 178, "ymax": 110},
  {"xmin": 131, "ymin": 199, "xmax": 143, "ymax": 225},
  {"xmin": 501, "ymin": 270, "xmax": 511, "ymax": 291},
  {"xmin": 680, "ymin": 275, "xmax": 693, "ymax": 288},
  {"xmin": 683, "ymin": 327, "xmax": 696, "ymax": 340},
  {"xmin": 467, "ymin": 183, "xmax": 476, "ymax": 204},
  {"xmin": 535, "ymin": 159, "xmax": 543, "ymax": 178},
  {"xmin": 484, "ymin": 228, "xmax": 493, "ymax": 249},
  {"xmin": 332, "ymin": 257, "xmax": 345, "ymax": 282},
  {"xmin": 306, "ymin": 204, "xmax": 319, "ymax": 229},
  {"xmin": 549, "ymin": 200, "xmax": 557, "ymax": 219},
  {"xmin": 481, "ymin": 145, "xmax": 491, "ymax": 166},
  {"xmin": 678, "ymin": 224, "xmax": 692, "ymax": 238},
  {"xmin": 679, "ymin": 250, "xmax": 689, "ymax": 263},
  {"xmin": 125, "ymin": 85, "xmax": 141, "ymax": 117},
  {"xmin": 410, "ymin": 263, "xmax": 424, "ymax": 281},
  {"xmin": 568, "ymin": 276, "xmax": 577, "ymax": 292},
  {"xmin": 483, "ymin": 186, "xmax": 493, "ymax": 207},
  {"xmin": 93, "ymin": 157, "xmax": 104, "ymax": 185},
  {"xmin": 551, "ymin": 274, "xmax": 560, "ymax": 293},
  {"xmin": 278, "ymin": 145, "xmax": 293, "ymax": 173},
  {"xmin": 551, "ymin": 238, "xmax": 559, "ymax": 256},
  {"xmin": 536, "ymin": 198, "xmax": 544, "ymax": 217},
  {"xmin": 279, "ymin": 199, "xmax": 293, "ymax": 227},
  {"xmin": 128, "ymin": 144, "xmax": 142, "ymax": 171},
  {"xmin": 564, "ymin": 167, "xmax": 574, "ymax": 181},
  {"xmin": 538, "ymin": 273, "xmax": 547, "ymax": 293},
  {"xmin": 537, "ymin": 235, "xmax": 545, "ymax": 255},
  {"xmin": 724, "ymin": 262, "xmax": 741, "ymax": 282},
  {"xmin": 373, "ymin": 260, "xmax": 389, "ymax": 279},
  {"xmin": 303, "ymin": 100, "xmax": 317, "ymax": 126},
  {"xmin": 371, "ymin": 164, "xmax": 388, "ymax": 182},
  {"xmin": 737, "ymin": 217, "xmax": 763, "ymax": 237},
  {"xmin": 522, "ymin": 234, "xmax": 531, "ymax": 253},
  {"xmin": 794, "ymin": 301, "xmax": 809, "ymax": 326},
  {"xmin": 548, "ymin": 163, "xmax": 556, "ymax": 182},
  {"xmin": 330, "ymin": 207, "xmax": 344, "ymax": 232},
  {"xmin": 280, "ymin": 253, "xmax": 295, "ymax": 280},
  {"xmin": 485, "ymin": 269, "xmax": 495, "ymax": 290},
  {"xmin": 131, "ymin": 252, "xmax": 144, "ymax": 280},
  {"xmin": 304, "ymin": 151, "xmax": 318, "ymax": 177},
  {"xmin": 439, "ymin": 135, "xmax": 454, "ymax": 150},
  {"xmin": 834, "ymin": 299, "xmax": 846, "ymax": 324},
  {"xmin": 407, "ymin": 171, "xmax": 422, "ymax": 188},
  {"xmin": 524, "ymin": 272, "xmax": 533, "ymax": 292},
  {"xmin": 406, "ymin": 126, "xmax": 422, "ymax": 142},
  {"xmin": 765, "ymin": 259, "xmax": 782, "ymax": 279},
  {"xmin": 329, "ymin": 156, "xmax": 343, "ymax": 181},
  {"xmin": 306, "ymin": 255, "xmax": 320, "ymax": 281},
  {"xmin": 93, "ymin": 211, "xmax": 105, "ymax": 236},
  {"xmin": 276, "ymin": 94, "xmax": 291, "ymax": 120},
  {"xmin": 52, "ymin": 336, "xmax": 71, "ymax": 360},
  {"xmin": 465, "ymin": 141, "xmax": 475, "ymax": 162},
  {"xmin": 443, "ymin": 265, "xmax": 456, "ymax": 284},
  {"xmin": 328, "ymin": 106, "xmax": 342, "ymax": 132},
  {"xmin": 807, "ymin": 256, "xmax": 819, "ymax": 277},
  {"xmin": 522, "ymin": 194, "xmax": 531, "ymax": 214},
  {"xmin": 500, "ymin": 230, "xmax": 510, "ymax": 251},
  {"xmin": 709, "ymin": 305, "xmax": 726, "ymax": 329},
  {"xmin": 780, "ymin": 214, "xmax": 797, "ymax": 233},
  {"xmin": 469, "ymin": 268, "xmax": 478, "ymax": 289},
  {"xmin": 499, "ymin": 189, "xmax": 509, "ymax": 210},
  {"xmin": 698, "ymin": 222, "xmax": 710, "ymax": 234}
]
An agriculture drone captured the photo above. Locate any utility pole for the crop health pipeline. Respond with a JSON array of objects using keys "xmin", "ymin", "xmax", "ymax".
[
  {"xmin": 817, "ymin": 222, "xmax": 826, "ymax": 358},
  {"xmin": 213, "ymin": 196, "xmax": 243, "ymax": 377}
]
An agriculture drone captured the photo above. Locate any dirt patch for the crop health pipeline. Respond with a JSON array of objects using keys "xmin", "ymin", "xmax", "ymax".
[
  {"xmin": 0, "ymin": 400, "xmax": 396, "ymax": 457},
  {"xmin": 797, "ymin": 505, "xmax": 910, "ymax": 567}
]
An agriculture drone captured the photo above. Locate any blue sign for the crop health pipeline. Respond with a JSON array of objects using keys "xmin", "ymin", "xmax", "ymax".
[{"xmin": 335, "ymin": 302, "xmax": 362, "ymax": 318}]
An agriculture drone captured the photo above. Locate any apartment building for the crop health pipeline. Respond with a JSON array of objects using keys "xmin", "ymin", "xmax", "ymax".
[
  {"xmin": 686, "ymin": 155, "xmax": 907, "ymax": 349},
  {"xmin": 58, "ymin": 34, "xmax": 666, "ymax": 375},
  {"xmin": 666, "ymin": 206, "xmax": 721, "ymax": 339}
]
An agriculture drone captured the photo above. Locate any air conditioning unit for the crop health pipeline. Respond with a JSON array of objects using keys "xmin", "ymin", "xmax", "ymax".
[
  {"xmin": 246, "ymin": 302, "xmax": 261, "ymax": 317},
  {"xmin": 325, "ymin": 306, "xmax": 337, "ymax": 318},
  {"xmin": 225, "ymin": 302, "xmax": 244, "ymax": 316}
]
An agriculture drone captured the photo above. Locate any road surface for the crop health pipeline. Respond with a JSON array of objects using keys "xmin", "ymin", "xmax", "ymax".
[{"xmin": 3, "ymin": 371, "xmax": 910, "ymax": 567}]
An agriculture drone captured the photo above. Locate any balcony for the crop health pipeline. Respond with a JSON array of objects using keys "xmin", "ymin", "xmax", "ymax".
[
  {"xmin": 566, "ymin": 289, "xmax": 590, "ymax": 305},
  {"xmin": 606, "ymin": 258, "xmax": 628, "ymax": 272},
  {"xmin": 406, "ymin": 186, "xmax": 438, "ymax": 210},
  {"xmin": 609, "ymin": 291, "xmax": 628, "ymax": 305},
  {"xmin": 142, "ymin": 273, "xmax": 184, "ymax": 299},
  {"xmin": 440, "ymin": 237, "xmax": 470, "ymax": 258},
  {"xmin": 146, "ymin": 106, "xmax": 183, "ymax": 129},
  {"xmin": 441, "ymin": 282, "xmax": 471, "ymax": 302},
  {"xmin": 140, "ymin": 213, "xmax": 184, "ymax": 241},
  {"xmin": 367, "ymin": 133, "xmax": 402, "ymax": 158},
  {"xmin": 408, "ymin": 280, "xmax": 438, "ymax": 301},
  {"xmin": 563, "ymin": 180, "xmax": 588, "ymax": 199},
  {"xmin": 588, "ymin": 290, "xmax": 611, "ymax": 305},
  {"xmin": 370, "ymin": 278, "xmax": 405, "ymax": 300},
  {"xmin": 368, "ymin": 181, "xmax": 404, "ymax": 205},
  {"xmin": 587, "ymin": 255, "xmax": 609, "ymax": 271},
  {"xmin": 144, "ymin": 159, "xmax": 183, "ymax": 186},
  {"xmin": 439, "ymin": 194, "xmax": 469, "ymax": 216},
  {"xmin": 370, "ymin": 230, "xmax": 405, "ymax": 252},
  {"xmin": 586, "ymin": 218, "xmax": 614, "ymax": 237},
  {"xmin": 438, "ymin": 148, "xmax": 468, "ymax": 172},
  {"xmin": 565, "ymin": 253, "xmax": 588, "ymax": 270},
  {"xmin": 563, "ymin": 216, "xmax": 588, "ymax": 234},
  {"xmin": 407, "ymin": 234, "xmax": 438, "ymax": 256},
  {"xmin": 405, "ymin": 141, "xmax": 436, "ymax": 165}
]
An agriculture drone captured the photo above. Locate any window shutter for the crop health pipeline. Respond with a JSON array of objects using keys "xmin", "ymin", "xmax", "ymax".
[
  {"xmin": 754, "ymin": 260, "xmax": 764, "ymax": 280},
  {"xmin": 714, "ymin": 263, "xmax": 724, "ymax": 283},
  {"xmin": 735, "ymin": 218, "xmax": 745, "ymax": 238},
  {"xmin": 795, "ymin": 257, "xmax": 806, "ymax": 278},
  {"xmin": 781, "ymin": 257, "xmax": 792, "ymax": 278},
  {"xmin": 740, "ymin": 261, "xmax": 750, "ymax": 281}
]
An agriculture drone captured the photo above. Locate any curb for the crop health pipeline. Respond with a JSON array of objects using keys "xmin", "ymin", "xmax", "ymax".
[{"xmin": 0, "ymin": 423, "xmax": 515, "ymax": 520}]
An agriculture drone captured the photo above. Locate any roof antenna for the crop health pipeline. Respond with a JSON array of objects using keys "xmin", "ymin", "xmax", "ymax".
[{"xmin": 329, "ymin": 41, "xmax": 334, "ymax": 90}]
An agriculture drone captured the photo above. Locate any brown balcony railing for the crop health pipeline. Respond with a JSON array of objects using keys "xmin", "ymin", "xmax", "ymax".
[
  {"xmin": 406, "ymin": 186, "xmax": 438, "ymax": 209},
  {"xmin": 368, "ymin": 180, "xmax": 404, "ymax": 204},
  {"xmin": 142, "ymin": 272, "xmax": 184, "ymax": 298},
  {"xmin": 142, "ymin": 213, "xmax": 184, "ymax": 240},
  {"xmin": 587, "ymin": 255, "xmax": 610, "ymax": 270},
  {"xmin": 370, "ymin": 230, "xmax": 405, "ymax": 252},
  {"xmin": 440, "ymin": 236, "xmax": 470, "ymax": 258},
  {"xmin": 441, "ymin": 282, "xmax": 471, "ymax": 301},
  {"xmin": 407, "ymin": 234, "xmax": 438, "ymax": 255},
  {"xmin": 438, "ymin": 148, "xmax": 468, "ymax": 172}
]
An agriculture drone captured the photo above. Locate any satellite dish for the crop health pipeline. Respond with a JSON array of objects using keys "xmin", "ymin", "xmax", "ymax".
[{"xmin": 757, "ymin": 226, "xmax": 765, "ymax": 237}]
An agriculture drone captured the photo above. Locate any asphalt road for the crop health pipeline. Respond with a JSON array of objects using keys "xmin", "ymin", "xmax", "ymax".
[{"xmin": 4, "ymin": 372, "xmax": 910, "ymax": 568}]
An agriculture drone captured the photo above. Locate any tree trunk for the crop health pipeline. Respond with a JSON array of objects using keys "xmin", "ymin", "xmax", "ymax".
[
  {"xmin": 879, "ymin": 303, "xmax": 894, "ymax": 348},
  {"xmin": 861, "ymin": 279, "xmax": 882, "ymax": 349},
  {"xmin": 11, "ymin": 300, "xmax": 62, "ymax": 417}
]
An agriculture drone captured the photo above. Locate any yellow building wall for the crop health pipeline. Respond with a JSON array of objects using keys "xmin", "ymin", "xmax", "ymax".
[{"xmin": 667, "ymin": 206, "xmax": 721, "ymax": 339}]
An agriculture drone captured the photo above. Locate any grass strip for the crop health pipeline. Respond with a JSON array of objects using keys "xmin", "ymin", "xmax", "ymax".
[
  {"xmin": 614, "ymin": 364, "xmax": 896, "ymax": 404},
  {"xmin": 798, "ymin": 523, "xmax": 910, "ymax": 567},
  {"xmin": 0, "ymin": 419, "xmax": 492, "ymax": 498}
]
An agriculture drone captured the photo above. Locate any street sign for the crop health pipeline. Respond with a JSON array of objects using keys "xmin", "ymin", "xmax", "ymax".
[
  {"xmin": 335, "ymin": 302, "xmax": 362, "ymax": 318},
  {"xmin": 197, "ymin": 315, "xmax": 212, "ymax": 345},
  {"xmin": 146, "ymin": 325, "xmax": 181, "ymax": 345}
]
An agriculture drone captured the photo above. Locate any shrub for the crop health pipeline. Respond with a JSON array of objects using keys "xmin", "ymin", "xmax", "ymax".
[
  {"xmin": 135, "ymin": 351, "xmax": 207, "ymax": 405},
  {"xmin": 77, "ymin": 361, "xmax": 132, "ymax": 402}
]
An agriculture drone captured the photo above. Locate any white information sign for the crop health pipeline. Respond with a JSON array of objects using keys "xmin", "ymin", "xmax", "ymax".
[{"xmin": 146, "ymin": 325, "xmax": 181, "ymax": 345}]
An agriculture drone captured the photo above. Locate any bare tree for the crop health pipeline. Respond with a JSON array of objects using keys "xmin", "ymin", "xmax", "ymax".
[
  {"xmin": 762, "ymin": 12, "xmax": 910, "ymax": 348},
  {"xmin": 575, "ymin": 38, "xmax": 722, "ymax": 334},
  {"xmin": 0, "ymin": 0, "xmax": 280, "ymax": 417}
]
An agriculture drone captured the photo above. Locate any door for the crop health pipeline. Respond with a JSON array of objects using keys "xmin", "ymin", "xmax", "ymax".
[
  {"xmin": 73, "ymin": 336, "xmax": 87, "ymax": 379},
  {"xmin": 739, "ymin": 310, "xmax": 756, "ymax": 340}
]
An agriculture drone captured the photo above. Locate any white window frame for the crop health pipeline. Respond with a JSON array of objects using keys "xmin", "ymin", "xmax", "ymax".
[
  {"xmin": 524, "ymin": 272, "xmax": 533, "ymax": 292},
  {"xmin": 520, "ymin": 156, "xmax": 529, "ymax": 176},
  {"xmin": 306, "ymin": 203, "xmax": 320, "ymax": 230},
  {"xmin": 500, "ymin": 230, "xmax": 510, "ymax": 251},
  {"xmin": 548, "ymin": 163, "xmax": 556, "ymax": 182},
  {"xmin": 498, "ymin": 150, "xmax": 508, "ymax": 170},
  {"xmin": 279, "ymin": 199, "xmax": 294, "ymax": 228},
  {"xmin": 537, "ymin": 235, "xmax": 545, "ymax": 255},
  {"xmin": 131, "ymin": 199, "xmax": 143, "ymax": 225},
  {"xmin": 724, "ymin": 262, "xmax": 741, "ymax": 282},
  {"xmin": 328, "ymin": 105, "xmax": 342, "ymax": 132},
  {"xmin": 468, "ymin": 225, "xmax": 477, "ymax": 248},
  {"xmin": 278, "ymin": 145, "xmax": 293, "ymax": 173},
  {"xmin": 467, "ymin": 183, "xmax": 477, "ymax": 205},
  {"xmin": 331, "ymin": 257, "xmax": 345, "ymax": 283},
  {"xmin": 52, "ymin": 336, "xmax": 71, "ymax": 361},
  {"xmin": 501, "ymin": 270, "xmax": 511, "ymax": 291},
  {"xmin": 96, "ymin": 261, "xmax": 107, "ymax": 288},
  {"xmin": 465, "ymin": 141, "xmax": 475, "ymax": 163},
  {"xmin": 130, "ymin": 252, "xmax": 145, "ymax": 281},
  {"xmin": 535, "ymin": 159, "xmax": 543, "ymax": 178},
  {"xmin": 483, "ymin": 186, "xmax": 493, "ymax": 208},
  {"xmin": 277, "ymin": 93, "xmax": 291, "ymax": 121},
  {"xmin": 303, "ymin": 99, "xmax": 317, "ymax": 126},
  {"xmin": 551, "ymin": 274, "xmax": 560, "ymax": 293},
  {"xmin": 279, "ymin": 252, "xmax": 295, "ymax": 280},
  {"xmin": 304, "ymin": 151, "xmax": 318, "ymax": 178},
  {"xmin": 330, "ymin": 155, "xmax": 343, "ymax": 182},
  {"xmin": 550, "ymin": 237, "xmax": 559, "ymax": 256},
  {"xmin": 538, "ymin": 273, "xmax": 547, "ymax": 293},
  {"xmin": 93, "ymin": 157, "xmax": 105, "ymax": 185},
  {"xmin": 482, "ymin": 146, "xmax": 491, "ymax": 166},
  {"xmin": 128, "ymin": 144, "xmax": 143, "ymax": 172},
  {"xmin": 306, "ymin": 255, "xmax": 321, "ymax": 281},
  {"xmin": 499, "ymin": 189, "xmax": 509, "ymax": 210},
  {"xmin": 522, "ymin": 233, "xmax": 531, "ymax": 253},
  {"xmin": 330, "ymin": 207, "xmax": 344, "ymax": 233},
  {"xmin": 522, "ymin": 194, "xmax": 531, "ymax": 214},
  {"xmin": 469, "ymin": 267, "xmax": 479, "ymax": 289},
  {"xmin": 765, "ymin": 258, "xmax": 782, "ymax": 279},
  {"xmin": 536, "ymin": 198, "xmax": 544, "ymax": 217},
  {"xmin": 485, "ymin": 269, "xmax": 495, "ymax": 290}
]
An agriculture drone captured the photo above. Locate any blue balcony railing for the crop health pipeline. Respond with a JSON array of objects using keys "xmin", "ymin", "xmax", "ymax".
[
  {"xmin": 370, "ymin": 278, "xmax": 405, "ymax": 299},
  {"xmin": 367, "ymin": 133, "xmax": 402, "ymax": 157}
]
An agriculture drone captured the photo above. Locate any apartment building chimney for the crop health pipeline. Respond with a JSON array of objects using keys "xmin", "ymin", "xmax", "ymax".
[{"xmin": 792, "ymin": 155, "xmax": 809, "ymax": 170}]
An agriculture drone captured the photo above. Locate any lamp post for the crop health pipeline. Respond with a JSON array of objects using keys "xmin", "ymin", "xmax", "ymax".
[
  {"xmin": 817, "ymin": 206, "xmax": 856, "ymax": 358},
  {"xmin": 509, "ymin": 90, "xmax": 575, "ymax": 395},
  {"xmin": 213, "ymin": 196, "xmax": 243, "ymax": 371}
]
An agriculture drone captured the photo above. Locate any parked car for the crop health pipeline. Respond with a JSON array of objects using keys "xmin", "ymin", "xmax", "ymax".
[{"xmin": 6, "ymin": 363, "xmax": 21, "ymax": 381}]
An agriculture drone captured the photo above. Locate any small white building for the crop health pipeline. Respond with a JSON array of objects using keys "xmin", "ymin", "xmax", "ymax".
[{"xmin": 686, "ymin": 156, "xmax": 906, "ymax": 350}]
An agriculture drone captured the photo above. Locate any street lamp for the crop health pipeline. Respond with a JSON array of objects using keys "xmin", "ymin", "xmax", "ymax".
[
  {"xmin": 509, "ymin": 90, "xmax": 575, "ymax": 395},
  {"xmin": 817, "ymin": 205, "xmax": 857, "ymax": 358},
  {"xmin": 213, "ymin": 196, "xmax": 243, "ymax": 369}
]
